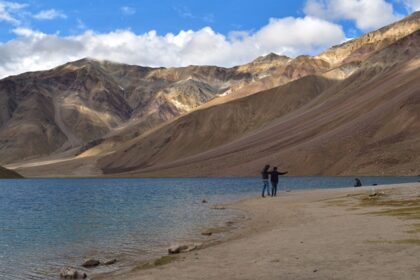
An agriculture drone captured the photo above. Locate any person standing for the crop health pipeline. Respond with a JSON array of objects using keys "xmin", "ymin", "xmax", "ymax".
[
  {"xmin": 261, "ymin": 165, "xmax": 271, "ymax": 197},
  {"xmin": 354, "ymin": 178, "xmax": 362, "ymax": 187},
  {"xmin": 270, "ymin": 167, "xmax": 288, "ymax": 197}
]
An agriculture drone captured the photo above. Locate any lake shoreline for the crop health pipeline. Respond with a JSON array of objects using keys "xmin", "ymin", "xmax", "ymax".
[
  {"xmin": 91, "ymin": 201, "xmax": 251, "ymax": 279},
  {"xmin": 95, "ymin": 182, "xmax": 420, "ymax": 280}
]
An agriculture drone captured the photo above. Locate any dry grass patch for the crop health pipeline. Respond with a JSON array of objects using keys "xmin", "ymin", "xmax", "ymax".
[
  {"xmin": 394, "ymin": 239, "xmax": 420, "ymax": 246},
  {"xmin": 325, "ymin": 189, "xmax": 420, "ymax": 237},
  {"xmin": 366, "ymin": 239, "xmax": 420, "ymax": 246}
]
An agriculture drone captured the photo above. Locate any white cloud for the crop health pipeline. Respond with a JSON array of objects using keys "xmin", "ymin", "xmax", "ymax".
[
  {"xmin": 304, "ymin": 0, "xmax": 403, "ymax": 30},
  {"xmin": 0, "ymin": 16, "xmax": 346, "ymax": 78},
  {"xmin": 121, "ymin": 6, "xmax": 136, "ymax": 15},
  {"xmin": 33, "ymin": 9, "xmax": 67, "ymax": 20},
  {"xmin": 0, "ymin": 1, "xmax": 27, "ymax": 25},
  {"xmin": 12, "ymin": 27, "xmax": 46, "ymax": 38},
  {"xmin": 403, "ymin": 0, "xmax": 420, "ymax": 11}
]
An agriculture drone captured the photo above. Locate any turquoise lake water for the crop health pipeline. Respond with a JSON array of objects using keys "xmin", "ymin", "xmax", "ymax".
[{"xmin": 0, "ymin": 176, "xmax": 419, "ymax": 279}]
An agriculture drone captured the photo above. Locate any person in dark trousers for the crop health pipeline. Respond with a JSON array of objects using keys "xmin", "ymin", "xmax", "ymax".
[
  {"xmin": 261, "ymin": 165, "xmax": 271, "ymax": 197},
  {"xmin": 354, "ymin": 178, "xmax": 362, "ymax": 187},
  {"xmin": 270, "ymin": 167, "xmax": 288, "ymax": 197}
]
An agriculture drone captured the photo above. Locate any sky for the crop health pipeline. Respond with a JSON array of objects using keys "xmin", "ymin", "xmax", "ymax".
[{"xmin": 0, "ymin": 0, "xmax": 419, "ymax": 78}]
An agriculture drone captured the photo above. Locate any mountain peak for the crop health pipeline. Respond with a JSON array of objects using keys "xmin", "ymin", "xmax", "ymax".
[
  {"xmin": 408, "ymin": 11, "xmax": 420, "ymax": 18},
  {"xmin": 68, "ymin": 57, "xmax": 111, "ymax": 66},
  {"xmin": 253, "ymin": 52, "xmax": 290, "ymax": 63},
  {"xmin": 318, "ymin": 11, "xmax": 420, "ymax": 66}
]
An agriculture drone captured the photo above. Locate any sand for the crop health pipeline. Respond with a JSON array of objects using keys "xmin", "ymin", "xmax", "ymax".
[{"xmin": 96, "ymin": 183, "xmax": 420, "ymax": 280}]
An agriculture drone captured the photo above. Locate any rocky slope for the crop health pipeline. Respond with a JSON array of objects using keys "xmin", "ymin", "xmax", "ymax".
[
  {"xmin": 4, "ymin": 12, "xmax": 420, "ymax": 177},
  {"xmin": 318, "ymin": 11, "xmax": 420, "ymax": 66},
  {"xmin": 99, "ymin": 20, "xmax": 420, "ymax": 177},
  {"xmin": 0, "ymin": 51, "xmax": 333, "ymax": 164}
]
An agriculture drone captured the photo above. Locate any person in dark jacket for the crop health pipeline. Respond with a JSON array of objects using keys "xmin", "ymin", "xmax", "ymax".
[
  {"xmin": 270, "ymin": 167, "xmax": 288, "ymax": 197},
  {"xmin": 261, "ymin": 165, "xmax": 271, "ymax": 197},
  {"xmin": 354, "ymin": 178, "xmax": 362, "ymax": 187}
]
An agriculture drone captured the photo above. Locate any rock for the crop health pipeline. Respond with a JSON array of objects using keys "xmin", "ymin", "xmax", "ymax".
[
  {"xmin": 313, "ymin": 269, "xmax": 318, "ymax": 273},
  {"xmin": 82, "ymin": 258, "xmax": 100, "ymax": 268},
  {"xmin": 103, "ymin": 258, "xmax": 117, "ymax": 265},
  {"xmin": 168, "ymin": 243, "xmax": 202, "ymax": 254},
  {"xmin": 60, "ymin": 267, "xmax": 87, "ymax": 279},
  {"xmin": 183, "ymin": 243, "xmax": 202, "ymax": 252},
  {"xmin": 202, "ymin": 199, "xmax": 208, "ymax": 203},
  {"xmin": 368, "ymin": 191, "xmax": 378, "ymax": 197},
  {"xmin": 168, "ymin": 244, "xmax": 189, "ymax": 254},
  {"xmin": 201, "ymin": 230, "xmax": 213, "ymax": 236}
]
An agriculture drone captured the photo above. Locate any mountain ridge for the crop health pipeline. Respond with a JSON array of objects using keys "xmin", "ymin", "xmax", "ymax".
[
  {"xmin": 3, "ymin": 12, "xmax": 420, "ymax": 177},
  {"xmin": 99, "ymin": 28, "xmax": 420, "ymax": 177}
]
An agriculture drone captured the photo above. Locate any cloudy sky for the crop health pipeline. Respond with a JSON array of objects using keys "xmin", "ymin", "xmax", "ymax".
[{"xmin": 0, "ymin": 0, "xmax": 419, "ymax": 78}]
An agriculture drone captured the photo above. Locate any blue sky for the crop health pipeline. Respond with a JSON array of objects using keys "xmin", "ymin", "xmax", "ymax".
[
  {"xmin": 0, "ymin": 1, "xmax": 307, "ymax": 40},
  {"xmin": 0, "ymin": 0, "xmax": 418, "ymax": 77}
]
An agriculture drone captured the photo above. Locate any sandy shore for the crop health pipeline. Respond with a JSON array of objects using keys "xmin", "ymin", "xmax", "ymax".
[{"xmin": 96, "ymin": 183, "xmax": 420, "ymax": 280}]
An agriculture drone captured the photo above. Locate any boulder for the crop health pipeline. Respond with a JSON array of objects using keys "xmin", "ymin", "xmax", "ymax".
[
  {"xmin": 60, "ymin": 267, "xmax": 87, "ymax": 279},
  {"xmin": 201, "ymin": 230, "xmax": 213, "ymax": 236},
  {"xmin": 202, "ymin": 199, "xmax": 208, "ymax": 203},
  {"xmin": 168, "ymin": 244, "xmax": 189, "ymax": 254},
  {"xmin": 168, "ymin": 243, "xmax": 202, "ymax": 254},
  {"xmin": 82, "ymin": 258, "xmax": 100, "ymax": 268}
]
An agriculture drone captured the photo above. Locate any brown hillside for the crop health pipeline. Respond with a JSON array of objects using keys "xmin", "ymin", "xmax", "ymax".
[
  {"xmin": 100, "ymin": 29, "xmax": 420, "ymax": 176},
  {"xmin": 5, "ymin": 12, "xmax": 420, "ymax": 177}
]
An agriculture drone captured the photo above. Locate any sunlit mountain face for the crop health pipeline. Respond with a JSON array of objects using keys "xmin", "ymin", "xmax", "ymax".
[{"xmin": 2, "ymin": 12, "xmax": 420, "ymax": 177}]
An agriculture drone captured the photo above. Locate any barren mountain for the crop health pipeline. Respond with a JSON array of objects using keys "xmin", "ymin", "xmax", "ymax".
[
  {"xmin": 99, "ymin": 17, "xmax": 420, "ymax": 177},
  {"xmin": 4, "ymin": 12, "xmax": 420, "ymax": 177},
  {"xmin": 0, "ymin": 49, "xmax": 333, "ymax": 164},
  {"xmin": 318, "ymin": 11, "xmax": 420, "ymax": 66}
]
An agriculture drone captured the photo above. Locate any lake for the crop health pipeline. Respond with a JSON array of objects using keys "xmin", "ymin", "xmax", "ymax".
[{"xmin": 0, "ymin": 176, "xmax": 418, "ymax": 279}]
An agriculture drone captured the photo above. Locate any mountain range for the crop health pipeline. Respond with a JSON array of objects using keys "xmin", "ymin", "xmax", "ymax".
[{"xmin": 2, "ymin": 12, "xmax": 420, "ymax": 177}]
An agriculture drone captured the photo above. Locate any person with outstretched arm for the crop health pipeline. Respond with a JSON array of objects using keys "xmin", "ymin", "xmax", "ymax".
[
  {"xmin": 270, "ymin": 167, "xmax": 288, "ymax": 197},
  {"xmin": 261, "ymin": 165, "xmax": 271, "ymax": 197},
  {"xmin": 354, "ymin": 178, "xmax": 362, "ymax": 187}
]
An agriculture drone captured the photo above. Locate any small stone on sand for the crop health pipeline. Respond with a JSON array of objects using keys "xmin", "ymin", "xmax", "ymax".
[
  {"xmin": 201, "ymin": 230, "xmax": 213, "ymax": 236},
  {"xmin": 82, "ymin": 258, "xmax": 100, "ymax": 268}
]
